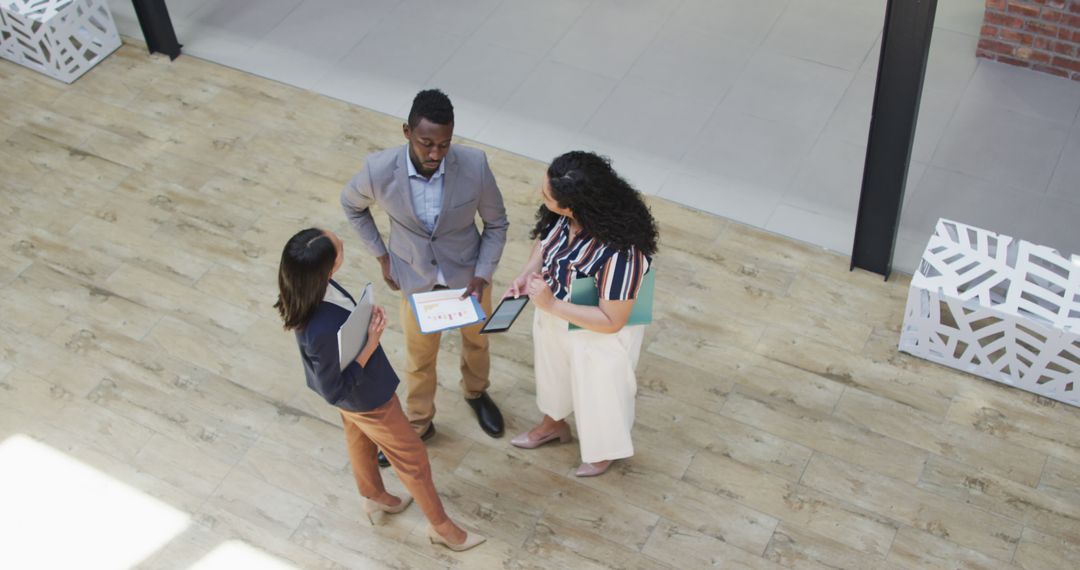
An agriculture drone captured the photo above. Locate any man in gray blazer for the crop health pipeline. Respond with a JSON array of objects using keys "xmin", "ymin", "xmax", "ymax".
[{"xmin": 341, "ymin": 90, "xmax": 509, "ymax": 460}]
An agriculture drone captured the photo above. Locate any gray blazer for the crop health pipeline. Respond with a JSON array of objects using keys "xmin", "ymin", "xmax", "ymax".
[{"xmin": 341, "ymin": 144, "xmax": 509, "ymax": 295}]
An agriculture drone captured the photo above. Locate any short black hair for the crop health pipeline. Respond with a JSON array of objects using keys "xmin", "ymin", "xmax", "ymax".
[{"xmin": 407, "ymin": 89, "xmax": 454, "ymax": 128}]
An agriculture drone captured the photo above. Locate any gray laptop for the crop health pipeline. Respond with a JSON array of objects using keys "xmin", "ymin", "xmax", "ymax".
[{"xmin": 337, "ymin": 283, "xmax": 374, "ymax": 371}]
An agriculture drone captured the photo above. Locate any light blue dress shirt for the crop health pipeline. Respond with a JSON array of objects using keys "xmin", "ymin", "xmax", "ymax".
[
  {"xmin": 405, "ymin": 145, "xmax": 447, "ymax": 285},
  {"xmin": 405, "ymin": 145, "xmax": 446, "ymax": 234}
]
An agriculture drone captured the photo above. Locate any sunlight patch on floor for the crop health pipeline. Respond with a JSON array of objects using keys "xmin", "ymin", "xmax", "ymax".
[{"xmin": 0, "ymin": 435, "xmax": 190, "ymax": 569}]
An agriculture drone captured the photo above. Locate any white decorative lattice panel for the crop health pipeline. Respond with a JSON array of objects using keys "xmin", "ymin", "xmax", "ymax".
[
  {"xmin": 0, "ymin": 0, "xmax": 121, "ymax": 83},
  {"xmin": 900, "ymin": 219, "xmax": 1080, "ymax": 407}
]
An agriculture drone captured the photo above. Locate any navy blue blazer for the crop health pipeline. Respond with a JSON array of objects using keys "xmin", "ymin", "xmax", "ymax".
[{"xmin": 294, "ymin": 280, "xmax": 399, "ymax": 412}]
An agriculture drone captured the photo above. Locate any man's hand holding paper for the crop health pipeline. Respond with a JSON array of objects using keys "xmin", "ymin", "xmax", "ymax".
[{"xmin": 410, "ymin": 288, "xmax": 487, "ymax": 334}]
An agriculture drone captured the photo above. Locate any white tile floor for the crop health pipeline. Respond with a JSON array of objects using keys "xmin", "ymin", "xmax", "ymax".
[{"xmin": 107, "ymin": 0, "xmax": 1080, "ymax": 273}]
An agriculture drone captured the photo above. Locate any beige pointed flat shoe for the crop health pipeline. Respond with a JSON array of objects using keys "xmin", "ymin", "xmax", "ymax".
[
  {"xmin": 509, "ymin": 422, "xmax": 572, "ymax": 449},
  {"xmin": 575, "ymin": 460, "xmax": 614, "ymax": 477}
]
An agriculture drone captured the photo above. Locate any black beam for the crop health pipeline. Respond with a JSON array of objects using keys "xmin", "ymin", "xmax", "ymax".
[
  {"xmin": 851, "ymin": 0, "xmax": 937, "ymax": 279},
  {"xmin": 131, "ymin": 0, "xmax": 182, "ymax": 60}
]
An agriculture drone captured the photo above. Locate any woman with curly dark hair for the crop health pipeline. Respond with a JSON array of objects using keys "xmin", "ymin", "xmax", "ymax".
[{"xmin": 502, "ymin": 151, "xmax": 659, "ymax": 477}]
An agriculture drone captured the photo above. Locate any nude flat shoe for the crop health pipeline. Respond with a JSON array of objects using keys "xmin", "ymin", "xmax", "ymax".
[
  {"xmin": 575, "ymin": 460, "xmax": 614, "ymax": 477},
  {"xmin": 509, "ymin": 422, "xmax": 572, "ymax": 449},
  {"xmin": 427, "ymin": 525, "xmax": 486, "ymax": 552}
]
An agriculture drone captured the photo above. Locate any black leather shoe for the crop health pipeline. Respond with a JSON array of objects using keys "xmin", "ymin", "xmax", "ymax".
[
  {"xmin": 466, "ymin": 392, "xmax": 504, "ymax": 438},
  {"xmin": 378, "ymin": 423, "xmax": 436, "ymax": 468}
]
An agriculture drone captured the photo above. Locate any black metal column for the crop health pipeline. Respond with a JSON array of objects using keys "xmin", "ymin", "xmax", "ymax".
[
  {"xmin": 131, "ymin": 0, "xmax": 182, "ymax": 60},
  {"xmin": 851, "ymin": 0, "xmax": 937, "ymax": 279}
]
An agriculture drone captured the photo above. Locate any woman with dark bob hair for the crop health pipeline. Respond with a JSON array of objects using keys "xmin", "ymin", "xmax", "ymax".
[
  {"xmin": 276, "ymin": 228, "xmax": 483, "ymax": 551},
  {"xmin": 503, "ymin": 151, "xmax": 659, "ymax": 477}
]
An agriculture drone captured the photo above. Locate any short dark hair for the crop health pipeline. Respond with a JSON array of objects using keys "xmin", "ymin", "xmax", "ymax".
[
  {"xmin": 274, "ymin": 228, "xmax": 336, "ymax": 330},
  {"xmin": 407, "ymin": 89, "xmax": 454, "ymax": 128},
  {"xmin": 531, "ymin": 151, "xmax": 659, "ymax": 256}
]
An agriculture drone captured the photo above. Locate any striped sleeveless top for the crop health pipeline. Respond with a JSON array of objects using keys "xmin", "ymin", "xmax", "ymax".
[{"xmin": 539, "ymin": 216, "xmax": 651, "ymax": 302}]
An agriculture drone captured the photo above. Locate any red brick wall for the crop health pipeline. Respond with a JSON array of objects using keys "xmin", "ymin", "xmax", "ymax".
[{"xmin": 977, "ymin": 0, "xmax": 1080, "ymax": 81}]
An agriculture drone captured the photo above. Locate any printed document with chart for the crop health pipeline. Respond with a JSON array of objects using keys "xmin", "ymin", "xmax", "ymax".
[{"xmin": 409, "ymin": 288, "xmax": 487, "ymax": 334}]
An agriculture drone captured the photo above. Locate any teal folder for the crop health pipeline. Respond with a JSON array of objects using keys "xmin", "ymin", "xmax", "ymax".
[{"xmin": 568, "ymin": 269, "xmax": 655, "ymax": 331}]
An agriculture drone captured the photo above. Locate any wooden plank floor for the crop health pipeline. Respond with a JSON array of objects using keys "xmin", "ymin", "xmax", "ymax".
[{"xmin": 2, "ymin": 43, "xmax": 1079, "ymax": 569}]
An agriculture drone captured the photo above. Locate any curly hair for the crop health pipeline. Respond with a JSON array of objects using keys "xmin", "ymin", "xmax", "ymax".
[
  {"xmin": 407, "ymin": 89, "xmax": 454, "ymax": 127},
  {"xmin": 275, "ymin": 228, "xmax": 336, "ymax": 330},
  {"xmin": 530, "ymin": 151, "xmax": 658, "ymax": 256}
]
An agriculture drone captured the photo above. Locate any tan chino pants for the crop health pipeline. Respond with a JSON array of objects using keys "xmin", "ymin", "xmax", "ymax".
[{"xmin": 398, "ymin": 286, "xmax": 493, "ymax": 434}]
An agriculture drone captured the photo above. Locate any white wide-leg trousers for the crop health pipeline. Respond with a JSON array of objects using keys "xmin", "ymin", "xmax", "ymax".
[{"xmin": 532, "ymin": 309, "xmax": 645, "ymax": 463}]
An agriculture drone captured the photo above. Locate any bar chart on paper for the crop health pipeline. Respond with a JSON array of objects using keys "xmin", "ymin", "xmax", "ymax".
[{"xmin": 409, "ymin": 289, "xmax": 486, "ymax": 334}]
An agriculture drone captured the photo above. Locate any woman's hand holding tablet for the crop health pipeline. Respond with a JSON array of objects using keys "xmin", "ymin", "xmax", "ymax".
[{"xmin": 479, "ymin": 296, "xmax": 529, "ymax": 334}]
